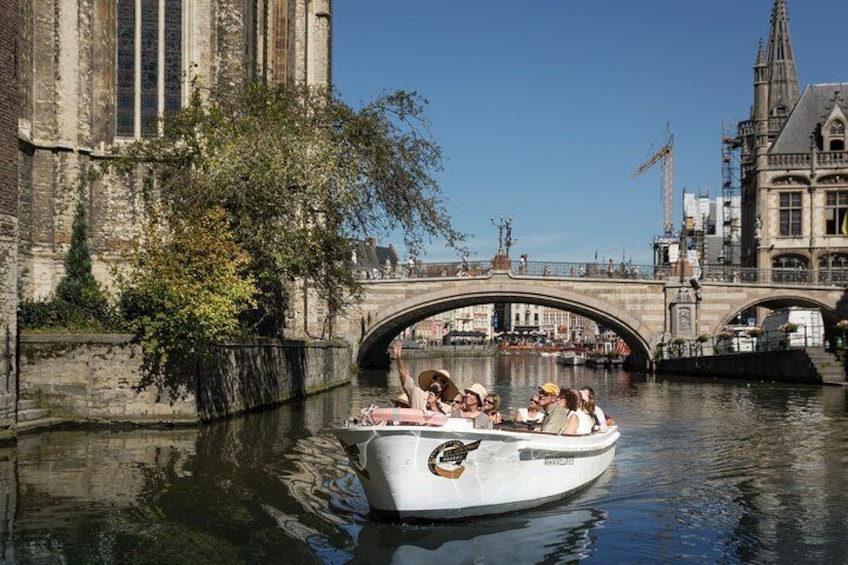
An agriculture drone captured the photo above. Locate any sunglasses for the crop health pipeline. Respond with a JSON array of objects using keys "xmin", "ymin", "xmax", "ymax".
[
  {"xmin": 451, "ymin": 399, "xmax": 463, "ymax": 405},
  {"xmin": 484, "ymin": 399, "xmax": 495, "ymax": 405}
]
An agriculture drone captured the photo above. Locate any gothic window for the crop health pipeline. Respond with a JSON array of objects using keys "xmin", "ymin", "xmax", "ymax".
[
  {"xmin": 828, "ymin": 120, "xmax": 845, "ymax": 151},
  {"xmin": 819, "ymin": 253, "xmax": 848, "ymax": 284},
  {"xmin": 772, "ymin": 254, "xmax": 808, "ymax": 284},
  {"xmin": 778, "ymin": 192, "xmax": 802, "ymax": 236},
  {"xmin": 117, "ymin": 0, "xmax": 183, "ymax": 138},
  {"xmin": 825, "ymin": 191, "xmax": 848, "ymax": 235}
]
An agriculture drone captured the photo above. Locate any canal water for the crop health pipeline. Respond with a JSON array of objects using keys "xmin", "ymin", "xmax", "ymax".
[{"xmin": 2, "ymin": 355, "xmax": 848, "ymax": 564}]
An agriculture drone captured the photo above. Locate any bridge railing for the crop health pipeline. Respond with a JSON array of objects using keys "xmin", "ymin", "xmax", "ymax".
[{"xmin": 355, "ymin": 259, "xmax": 848, "ymax": 287}]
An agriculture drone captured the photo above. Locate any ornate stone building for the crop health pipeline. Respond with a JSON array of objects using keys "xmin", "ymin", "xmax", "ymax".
[
  {"xmin": 739, "ymin": 0, "xmax": 848, "ymax": 283},
  {"xmin": 18, "ymin": 0, "xmax": 331, "ymax": 300}
]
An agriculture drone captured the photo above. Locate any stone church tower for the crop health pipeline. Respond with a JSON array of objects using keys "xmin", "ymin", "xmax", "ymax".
[
  {"xmin": 739, "ymin": 0, "xmax": 848, "ymax": 283},
  {"xmin": 17, "ymin": 0, "xmax": 332, "ymax": 300}
]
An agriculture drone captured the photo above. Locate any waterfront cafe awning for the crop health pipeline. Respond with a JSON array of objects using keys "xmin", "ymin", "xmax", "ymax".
[{"xmin": 444, "ymin": 331, "xmax": 488, "ymax": 339}]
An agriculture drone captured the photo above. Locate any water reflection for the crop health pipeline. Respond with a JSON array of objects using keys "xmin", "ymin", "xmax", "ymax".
[
  {"xmin": 350, "ymin": 506, "xmax": 607, "ymax": 564},
  {"xmin": 2, "ymin": 360, "xmax": 848, "ymax": 563}
]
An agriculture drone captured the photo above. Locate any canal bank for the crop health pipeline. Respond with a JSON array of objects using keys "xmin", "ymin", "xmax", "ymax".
[
  {"xmin": 655, "ymin": 347, "xmax": 847, "ymax": 384},
  {"xmin": 9, "ymin": 333, "xmax": 353, "ymax": 438}
]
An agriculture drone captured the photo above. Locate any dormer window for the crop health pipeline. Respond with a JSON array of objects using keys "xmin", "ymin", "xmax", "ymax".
[{"xmin": 827, "ymin": 119, "xmax": 845, "ymax": 151}]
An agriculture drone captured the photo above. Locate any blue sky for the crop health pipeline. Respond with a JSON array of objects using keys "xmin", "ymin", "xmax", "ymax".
[{"xmin": 333, "ymin": 0, "xmax": 847, "ymax": 266}]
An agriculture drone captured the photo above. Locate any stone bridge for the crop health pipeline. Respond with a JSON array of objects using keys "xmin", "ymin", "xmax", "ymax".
[{"xmin": 336, "ymin": 269, "xmax": 848, "ymax": 370}]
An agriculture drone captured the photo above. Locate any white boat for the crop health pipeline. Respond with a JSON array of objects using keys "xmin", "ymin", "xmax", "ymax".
[
  {"xmin": 335, "ymin": 413, "xmax": 619, "ymax": 521},
  {"xmin": 557, "ymin": 350, "xmax": 587, "ymax": 366}
]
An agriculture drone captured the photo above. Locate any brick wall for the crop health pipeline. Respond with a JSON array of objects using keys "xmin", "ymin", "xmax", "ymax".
[{"xmin": 0, "ymin": 0, "xmax": 19, "ymax": 435}]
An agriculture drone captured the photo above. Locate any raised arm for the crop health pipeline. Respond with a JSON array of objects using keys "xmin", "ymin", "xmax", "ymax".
[{"xmin": 393, "ymin": 341, "xmax": 410, "ymax": 387}]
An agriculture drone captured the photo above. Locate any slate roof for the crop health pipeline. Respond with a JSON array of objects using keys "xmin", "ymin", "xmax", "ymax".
[
  {"xmin": 770, "ymin": 83, "xmax": 848, "ymax": 154},
  {"xmin": 350, "ymin": 239, "xmax": 398, "ymax": 270}
]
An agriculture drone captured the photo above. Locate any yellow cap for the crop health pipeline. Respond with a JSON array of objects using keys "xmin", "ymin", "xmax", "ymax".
[{"xmin": 540, "ymin": 382, "xmax": 560, "ymax": 396}]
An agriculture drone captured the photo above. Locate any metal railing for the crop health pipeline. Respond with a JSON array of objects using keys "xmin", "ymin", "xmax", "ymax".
[
  {"xmin": 656, "ymin": 328, "xmax": 824, "ymax": 361},
  {"xmin": 356, "ymin": 259, "xmax": 848, "ymax": 288}
]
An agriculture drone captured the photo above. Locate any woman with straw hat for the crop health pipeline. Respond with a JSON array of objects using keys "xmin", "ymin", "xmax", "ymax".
[{"xmin": 455, "ymin": 383, "xmax": 493, "ymax": 430}]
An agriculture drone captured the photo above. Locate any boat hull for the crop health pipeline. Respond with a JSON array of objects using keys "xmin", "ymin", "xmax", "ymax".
[
  {"xmin": 557, "ymin": 352, "xmax": 587, "ymax": 366},
  {"xmin": 335, "ymin": 420, "xmax": 619, "ymax": 521}
]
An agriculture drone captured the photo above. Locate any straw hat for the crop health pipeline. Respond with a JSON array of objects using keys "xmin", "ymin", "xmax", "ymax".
[
  {"xmin": 393, "ymin": 392, "xmax": 410, "ymax": 408},
  {"xmin": 464, "ymin": 383, "xmax": 488, "ymax": 406},
  {"xmin": 417, "ymin": 369, "xmax": 459, "ymax": 402}
]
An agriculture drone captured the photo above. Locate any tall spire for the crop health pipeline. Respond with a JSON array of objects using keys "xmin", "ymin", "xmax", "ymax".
[{"xmin": 765, "ymin": 0, "xmax": 800, "ymax": 116}]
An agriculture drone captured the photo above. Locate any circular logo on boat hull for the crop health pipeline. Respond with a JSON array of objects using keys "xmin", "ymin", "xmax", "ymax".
[{"xmin": 428, "ymin": 440, "xmax": 481, "ymax": 479}]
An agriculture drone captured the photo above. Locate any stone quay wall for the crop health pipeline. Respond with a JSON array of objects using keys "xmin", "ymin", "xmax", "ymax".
[
  {"xmin": 18, "ymin": 334, "xmax": 353, "ymax": 425},
  {"xmin": 655, "ymin": 350, "xmax": 822, "ymax": 383}
]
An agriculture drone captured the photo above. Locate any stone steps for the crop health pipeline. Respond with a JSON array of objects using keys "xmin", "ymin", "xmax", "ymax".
[
  {"xmin": 16, "ymin": 398, "xmax": 64, "ymax": 433},
  {"xmin": 804, "ymin": 348, "xmax": 846, "ymax": 385}
]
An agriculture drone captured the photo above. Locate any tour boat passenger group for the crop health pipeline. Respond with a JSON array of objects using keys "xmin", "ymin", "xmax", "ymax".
[{"xmin": 334, "ymin": 342, "xmax": 620, "ymax": 521}]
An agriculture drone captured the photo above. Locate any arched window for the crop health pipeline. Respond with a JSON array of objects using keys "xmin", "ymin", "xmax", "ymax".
[
  {"xmin": 831, "ymin": 121, "xmax": 845, "ymax": 136},
  {"xmin": 818, "ymin": 253, "xmax": 848, "ymax": 284},
  {"xmin": 772, "ymin": 254, "xmax": 809, "ymax": 284}
]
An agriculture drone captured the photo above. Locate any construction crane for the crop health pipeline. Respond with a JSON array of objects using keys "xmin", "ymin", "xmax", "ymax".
[{"xmin": 631, "ymin": 128, "xmax": 674, "ymax": 235}]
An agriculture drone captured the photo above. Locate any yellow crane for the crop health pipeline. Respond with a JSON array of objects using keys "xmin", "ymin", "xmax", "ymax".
[{"xmin": 631, "ymin": 128, "xmax": 674, "ymax": 235}]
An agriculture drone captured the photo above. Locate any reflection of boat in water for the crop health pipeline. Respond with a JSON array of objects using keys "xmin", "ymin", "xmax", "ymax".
[
  {"xmin": 335, "ymin": 415, "xmax": 619, "ymax": 521},
  {"xmin": 350, "ymin": 506, "xmax": 608, "ymax": 563},
  {"xmin": 557, "ymin": 350, "xmax": 587, "ymax": 366}
]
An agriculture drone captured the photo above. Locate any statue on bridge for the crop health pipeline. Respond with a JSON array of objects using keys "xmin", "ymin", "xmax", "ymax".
[
  {"xmin": 491, "ymin": 216, "xmax": 515, "ymax": 257},
  {"xmin": 491, "ymin": 216, "xmax": 515, "ymax": 271}
]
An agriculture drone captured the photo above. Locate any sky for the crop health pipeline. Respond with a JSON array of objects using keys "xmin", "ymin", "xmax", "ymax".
[{"xmin": 332, "ymin": 0, "xmax": 848, "ymax": 266}]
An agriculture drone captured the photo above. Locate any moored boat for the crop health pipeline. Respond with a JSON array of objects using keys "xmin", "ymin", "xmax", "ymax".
[
  {"xmin": 557, "ymin": 350, "xmax": 587, "ymax": 366},
  {"xmin": 335, "ymin": 412, "xmax": 619, "ymax": 521}
]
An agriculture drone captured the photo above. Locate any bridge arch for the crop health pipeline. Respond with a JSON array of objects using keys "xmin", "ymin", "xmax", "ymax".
[
  {"xmin": 354, "ymin": 279, "xmax": 658, "ymax": 369},
  {"xmin": 714, "ymin": 292, "xmax": 841, "ymax": 331}
]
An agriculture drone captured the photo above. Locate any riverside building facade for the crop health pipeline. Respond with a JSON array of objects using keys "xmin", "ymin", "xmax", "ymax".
[{"xmin": 738, "ymin": 0, "xmax": 848, "ymax": 283}]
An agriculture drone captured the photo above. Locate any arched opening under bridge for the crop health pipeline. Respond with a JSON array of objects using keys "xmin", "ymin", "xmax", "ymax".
[{"xmin": 354, "ymin": 283, "xmax": 657, "ymax": 370}]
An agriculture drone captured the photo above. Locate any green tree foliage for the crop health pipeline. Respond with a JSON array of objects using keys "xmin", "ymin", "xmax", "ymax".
[
  {"xmin": 57, "ymin": 198, "xmax": 107, "ymax": 308},
  {"xmin": 115, "ymin": 207, "xmax": 256, "ymax": 394},
  {"xmin": 19, "ymin": 197, "xmax": 117, "ymax": 331},
  {"xmin": 109, "ymin": 81, "xmax": 462, "ymax": 337}
]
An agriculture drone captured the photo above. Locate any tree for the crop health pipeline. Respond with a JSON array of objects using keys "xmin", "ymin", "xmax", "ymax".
[
  {"xmin": 19, "ymin": 196, "xmax": 116, "ymax": 331},
  {"xmin": 57, "ymin": 197, "xmax": 108, "ymax": 310},
  {"xmin": 108, "ymin": 80, "xmax": 462, "ymax": 337},
  {"xmin": 115, "ymin": 207, "xmax": 256, "ymax": 394}
]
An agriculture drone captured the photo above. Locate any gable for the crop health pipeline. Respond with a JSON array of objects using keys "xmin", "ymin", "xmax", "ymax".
[{"xmin": 770, "ymin": 83, "xmax": 848, "ymax": 154}]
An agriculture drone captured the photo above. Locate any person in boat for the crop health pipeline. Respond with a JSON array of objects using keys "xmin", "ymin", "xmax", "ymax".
[
  {"xmin": 565, "ymin": 389, "xmax": 593, "ymax": 435},
  {"xmin": 579, "ymin": 386, "xmax": 608, "ymax": 432},
  {"xmin": 393, "ymin": 392, "xmax": 411, "ymax": 409},
  {"xmin": 538, "ymin": 382, "xmax": 570, "ymax": 434},
  {"xmin": 392, "ymin": 342, "xmax": 457, "ymax": 413},
  {"xmin": 449, "ymin": 391, "xmax": 464, "ymax": 412},
  {"xmin": 514, "ymin": 394, "xmax": 545, "ymax": 424},
  {"xmin": 483, "ymin": 393, "xmax": 502, "ymax": 425},
  {"xmin": 425, "ymin": 384, "xmax": 451, "ymax": 414},
  {"xmin": 453, "ymin": 383, "xmax": 493, "ymax": 430}
]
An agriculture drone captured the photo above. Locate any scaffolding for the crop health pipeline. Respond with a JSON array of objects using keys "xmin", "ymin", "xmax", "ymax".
[{"xmin": 720, "ymin": 119, "xmax": 742, "ymax": 265}]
